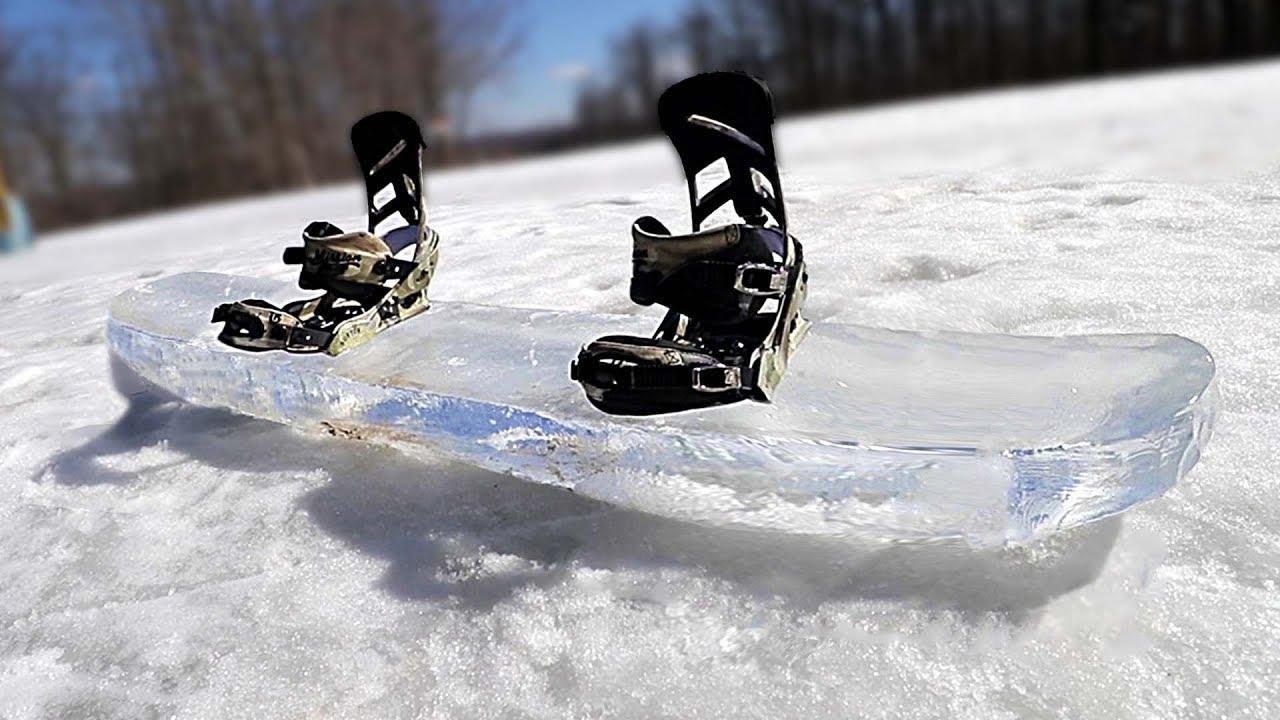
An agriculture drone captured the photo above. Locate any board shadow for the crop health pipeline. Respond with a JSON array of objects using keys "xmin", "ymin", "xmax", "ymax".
[{"xmin": 39, "ymin": 354, "xmax": 1124, "ymax": 620}]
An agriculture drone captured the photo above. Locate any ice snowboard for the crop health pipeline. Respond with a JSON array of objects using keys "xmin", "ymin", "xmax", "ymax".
[{"xmin": 107, "ymin": 272, "xmax": 1216, "ymax": 545}]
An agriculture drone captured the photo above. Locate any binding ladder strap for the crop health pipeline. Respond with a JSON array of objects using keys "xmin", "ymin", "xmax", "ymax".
[
  {"xmin": 212, "ymin": 111, "xmax": 441, "ymax": 356},
  {"xmin": 571, "ymin": 72, "xmax": 810, "ymax": 416}
]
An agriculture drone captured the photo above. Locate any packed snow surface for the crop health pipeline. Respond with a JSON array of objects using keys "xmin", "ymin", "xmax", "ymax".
[
  {"xmin": 109, "ymin": 271, "xmax": 1213, "ymax": 545},
  {"xmin": 2, "ymin": 63, "xmax": 1279, "ymax": 717}
]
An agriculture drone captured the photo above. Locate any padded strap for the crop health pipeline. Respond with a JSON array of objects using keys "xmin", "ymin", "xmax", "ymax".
[
  {"xmin": 211, "ymin": 301, "xmax": 333, "ymax": 353},
  {"xmin": 631, "ymin": 221, "xmax": 789, "ymax": 325},
  {"xmin": 283, "ymin": 222, "xmax": 423, "ymax": 300},
  {"xmin": 285, "ymin": 245, "xmax": 416, "ymax": 281},
  {"xmin": 571, "ymin": 336, "xmax": 756, "ymax": 415},
  {"xmin": 679, "ymin": 259, "xmax": 788, "ymax": 297},
  {"xmin": 574, "ymin": 356, "xmax": 744, "ymax": 394}
]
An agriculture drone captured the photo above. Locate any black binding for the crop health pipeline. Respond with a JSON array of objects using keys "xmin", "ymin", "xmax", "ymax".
[
  {"xmin": 572, "ymin": 72, "xmax": 808, "ymax": 416},
  {"xmin": 212, "ymin": 111, "xmax": 436, "ymax": 355}
]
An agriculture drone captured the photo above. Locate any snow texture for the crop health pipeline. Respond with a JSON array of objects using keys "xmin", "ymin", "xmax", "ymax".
[
  {"xmin": 2, "ymin": 62, "xmax": 1279, "ymax": 718},
  {"xmin": 109, "ymin": 271, "xmax": 1213, "ymax": 546}
]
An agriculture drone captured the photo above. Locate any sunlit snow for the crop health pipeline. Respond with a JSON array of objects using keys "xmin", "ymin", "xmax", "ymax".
[{"xmin": 2, "ymin": 62, "xmax": 1278, "ymax": 718}]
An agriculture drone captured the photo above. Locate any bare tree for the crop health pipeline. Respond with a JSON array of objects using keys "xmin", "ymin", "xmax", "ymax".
[
  {"xmin": 685, "ymin": 5, "xmax": 717, "ymax": 72},
  {"xmin": 0, "ymin": 26, "xmax": 17, "ymax": 187},
  {"xmin": 615, "ymin": 23, "xmax": 664, "ymax": 123},
  {"xmin": 574, "ymin": 0, "xmax": 1280, "ymax": 142},
  {"xmin": 9, "ymin": 0, "xmax": 521, "ymax": 228},
  {"xmin": 12, "ymin": 0, "xmax": 1280, "ymax": 231},
  {"xmin": 5, "ymin": 43, "xmax": 80, "ymax": 199}
]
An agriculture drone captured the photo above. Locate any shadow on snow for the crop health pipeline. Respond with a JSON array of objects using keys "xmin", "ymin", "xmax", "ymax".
[{"xmin": 38, "ymin": 354, "xmax": 1122, "ymax": 621}]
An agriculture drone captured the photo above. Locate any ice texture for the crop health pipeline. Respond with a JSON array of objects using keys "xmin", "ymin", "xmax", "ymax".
[{"xmin": 109, "ymin": 272, "xmax": 1215, "ymax": 545}]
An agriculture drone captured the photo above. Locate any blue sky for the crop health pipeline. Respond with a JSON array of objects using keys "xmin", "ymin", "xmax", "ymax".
[
  {"xmin": 472, "ymin": 0, "xmax": 692, "ymax": 132},
  {"xmin": 1, "ymin": 0, "xmax": 692, "ymax": 135}
]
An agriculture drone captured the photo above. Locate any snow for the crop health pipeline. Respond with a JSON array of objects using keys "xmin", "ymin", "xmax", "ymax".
[{"xmin": 2, "ymin": 61, "xmax": 1279, "ymax": 717}]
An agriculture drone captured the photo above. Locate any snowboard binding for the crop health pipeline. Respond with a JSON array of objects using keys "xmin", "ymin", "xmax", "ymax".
[
  {"xmin": 571, "ymin": 72, "xmax": 809, "ymax": 415},
  {"xmin": 212, "ymin": 111, "xmax": 440, "ymax": 356}
]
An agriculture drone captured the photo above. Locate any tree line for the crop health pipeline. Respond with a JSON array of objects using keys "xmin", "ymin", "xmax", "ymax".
[
  {"xmin": 5, "ymin": 0, "xmax": 1280, "ymax": 232},
  {"xmin": 575, "ymin": 0, "xmax": 1280, "ymax": 141},
  {"xmin": 0, "ymin": 0, "xmax": 516, "ymax": 230}
]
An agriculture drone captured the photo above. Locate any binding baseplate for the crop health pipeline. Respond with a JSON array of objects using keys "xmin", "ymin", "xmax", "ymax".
[
  {"xmin": 571, "ymin": 72, "xmax": 810, "ymax": 416},
  {"xmin": 212, "ymin": 111, "xmax": 440, "ymax": 356}
]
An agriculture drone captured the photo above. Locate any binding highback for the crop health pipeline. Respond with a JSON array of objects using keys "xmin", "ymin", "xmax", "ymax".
[
  {"xmin": 352, "ymin": 111, "xmax": 427, "ymax": 237},
  {"xmin": 658, "ymin": 72, "xmax": 786, "ymax": 233}
]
